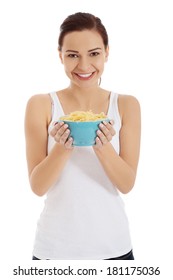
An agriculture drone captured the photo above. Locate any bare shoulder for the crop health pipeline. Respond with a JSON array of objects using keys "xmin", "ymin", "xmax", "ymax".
[
  {"xmin": 118, "ymin": 94, "xmax": 141, "ymax": 121},
  {"xmin": 26, "ymin": 93, "xmax": 52, "ymax": 124},
  {"xmin": 26, "ymin": 93, "xmax": 51, "ymax": 108}
]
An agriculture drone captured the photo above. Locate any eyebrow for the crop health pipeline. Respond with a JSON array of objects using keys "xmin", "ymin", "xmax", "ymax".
[{"xmin": 65, "ymin": 47, "xmax": 102, "ymax": 53}]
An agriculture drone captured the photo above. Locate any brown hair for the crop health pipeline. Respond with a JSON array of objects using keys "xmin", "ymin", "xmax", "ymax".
[{"xmin": 58, "ymin": 12, "xmax": 108, "ymax": 51}]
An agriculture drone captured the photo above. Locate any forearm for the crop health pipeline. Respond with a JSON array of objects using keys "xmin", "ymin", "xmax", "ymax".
[
  {"xmin": 93, "ymin": 143, "xmax": 136, "ymax": 194},
  {"xmin": 30, "ymin": 144, "xmax": 73, "ymax": 196}
]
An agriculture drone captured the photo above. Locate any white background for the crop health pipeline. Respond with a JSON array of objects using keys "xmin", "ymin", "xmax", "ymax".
[{"xmin": 0, "ymin": 0, "xmax": 173, "ymax": 276}]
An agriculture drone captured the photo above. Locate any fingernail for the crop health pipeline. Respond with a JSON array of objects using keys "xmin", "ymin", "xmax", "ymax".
[{"xmin": 55, "ymin": 121, "xmax": 63, "ymax": 126}]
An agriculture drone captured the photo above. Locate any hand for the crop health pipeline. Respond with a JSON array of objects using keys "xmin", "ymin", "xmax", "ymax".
[
  {"xmin": 50, "ymin": 122, "xmax": 73, "ymax": 149},
  {"xmin": 94, "ymin": 120, "xmax": 116, "ymax": 149}
]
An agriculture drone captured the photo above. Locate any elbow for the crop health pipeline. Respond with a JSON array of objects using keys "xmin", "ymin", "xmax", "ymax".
[
  {"xmin": 31, "ymin": 187, "xmax": 46, "ymax": 197},
  {"xmin": 29, "ymin": 176, "xmax": 47, "ymax": 197},
  {"xmin": 119, "ymin": 183, "xmax": 134, "ymax": 194},
  {"xmin": 116, "ymin": 173, "xmax": 136, "ymax": 194},
  {"xmin": 30, "ymin": 184, "xmax": 46, "ymax": 197}
]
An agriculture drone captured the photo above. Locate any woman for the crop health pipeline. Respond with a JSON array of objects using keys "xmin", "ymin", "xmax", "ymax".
[{"xmin": 25, "ymin": 12, "xmax": 141, "ymax": 260}]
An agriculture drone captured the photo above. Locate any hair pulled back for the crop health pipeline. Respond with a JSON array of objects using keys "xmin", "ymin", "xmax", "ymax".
[{"xmin": 58, "ymin": 12, "xmax": 108, "ymax": 51}]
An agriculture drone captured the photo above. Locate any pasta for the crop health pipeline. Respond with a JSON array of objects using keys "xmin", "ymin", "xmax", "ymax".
[{"xmin": 59, "ymin": 110, "xmax": 107, "ymax": 122}]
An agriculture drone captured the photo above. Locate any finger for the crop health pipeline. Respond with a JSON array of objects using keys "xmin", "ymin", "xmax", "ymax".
[
  {"xmin": 106, "ymin": 133, "xmax": 113, "ymax": 142},
  {"xmin": 99, "ymin": 122, "xmax": 111, "ymax": 138},
  {"xmin": 50, "ymin": 122, "xmax": 64, "ymax": 137},
  {"xmin": 64, "ymin": 137, "xmax": 74, "ymax": 149},
  {"xmin": 97, "ymin": 130, "xmax": 108, "ymax": 145},
  {"xmin": 94, "ymin": 136, "xmax": 103, "ymax": 149},
  {"xmin": 102, "ymin": 121, "xmax": 116, "ymax": 136},
  {"xmin": 109, "ymin": 119, "xmax": 114, "ymax": 125},
  {"xmin": 59, "ymin": 129, "xmax": 70, "ymax": 144},
  {"xmin": 55, "ymin": 123, "xmax": 69, "ymax": 139}
]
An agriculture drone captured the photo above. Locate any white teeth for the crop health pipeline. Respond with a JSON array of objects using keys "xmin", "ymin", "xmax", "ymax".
[{"xmin": 77, "ymin": 73, "xmax": 93, "ymax": 78}]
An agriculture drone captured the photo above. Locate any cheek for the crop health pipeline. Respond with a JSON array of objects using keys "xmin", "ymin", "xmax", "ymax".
[
  {"xmin": 63, "ymin": 59, "xmax": 77, "ymax": 72},
  {"xmin": 63, "ymin": 62, "xmax": 77, "ymax": 79},
  {"xmin": 95, "ymin": 60, "xmax": 105, "ymax": 74},
  {"xmin": 94, "ymin": 56, "xmax": 106, "ymax": 68}
]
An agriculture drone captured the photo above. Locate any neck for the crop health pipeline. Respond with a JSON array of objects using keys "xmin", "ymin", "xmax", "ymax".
[{"xmin": 66, "ymin": 83, "xmax": 104, "ymax": 110}]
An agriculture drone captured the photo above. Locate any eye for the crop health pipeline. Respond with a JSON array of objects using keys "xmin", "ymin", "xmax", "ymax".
[
  {"xmin": 90, "ymin": 52, "xmax": 100, "ymax": 57},
  {"xmin": 67, "ymin": 54, "xmax": 79, "ymax": 58}
]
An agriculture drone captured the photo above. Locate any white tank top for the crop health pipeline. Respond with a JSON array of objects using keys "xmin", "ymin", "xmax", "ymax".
[{"xmin": 33, "ymin": 91, "xmax": 132, "ymax": 260}]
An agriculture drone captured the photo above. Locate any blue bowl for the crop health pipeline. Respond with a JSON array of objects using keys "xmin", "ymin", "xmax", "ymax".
[{"xmin": 59, "ymin": 119, "xmax": 109, "ymax": 146}]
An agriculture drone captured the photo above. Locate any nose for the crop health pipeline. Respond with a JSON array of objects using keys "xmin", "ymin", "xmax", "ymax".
[{"xmin": 77, "ymin": 56, "xmax": 91, "ymax": 72}]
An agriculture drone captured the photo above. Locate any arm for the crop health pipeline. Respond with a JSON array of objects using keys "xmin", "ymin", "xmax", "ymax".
[
  {"xmin": 93, "ymin": 95, "xmax": 141, "ymax": 194},
  {"xmin": 25, "ymin": 94, "xmax": 73, "ymax": 196}
]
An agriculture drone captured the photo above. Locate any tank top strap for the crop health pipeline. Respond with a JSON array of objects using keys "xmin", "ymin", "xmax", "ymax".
[
  {"xmin": 107, "ymin": 92, "xmax": 121, "ymax": 129},
  {"xmin": 47, "ymin": 92, "xmax": 64, "ymax": 133},
  {"xmin": 49, "ymin": 91, "xmax": 65, "ymax": 120}
]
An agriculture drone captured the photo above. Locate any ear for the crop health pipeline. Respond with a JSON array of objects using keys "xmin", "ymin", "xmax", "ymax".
[
  {"xmin": 105, "ymin": 46, "xmax": 109, "ymax": 62},
  {"xmin": 58, "ymin": 50, "xmax": 63, "ymax": 64}
]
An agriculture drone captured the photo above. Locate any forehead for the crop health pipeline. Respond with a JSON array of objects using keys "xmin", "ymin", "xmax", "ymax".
[{"xmin": 62, "ymin": 30, "xmax": 104, "ymax": 51}]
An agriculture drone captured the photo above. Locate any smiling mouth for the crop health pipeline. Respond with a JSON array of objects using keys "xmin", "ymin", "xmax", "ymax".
[{"xmin": 74, "ymin": 72, "xmax": 95, "ymax": 80}]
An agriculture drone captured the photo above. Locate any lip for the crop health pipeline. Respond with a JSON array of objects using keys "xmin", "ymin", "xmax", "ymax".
[{"xmin": 74, "ymin": 71, "xmax": 96, "ymax": 80}]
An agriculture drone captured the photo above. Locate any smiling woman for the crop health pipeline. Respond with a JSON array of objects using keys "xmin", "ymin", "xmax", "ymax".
[
  {"xmin": 25, "ymin": 12, "xmax": 141, "ymax": 260},
  {"xmin": 59, "ymin": 29, "xmax": 108, "ymax": 87}
]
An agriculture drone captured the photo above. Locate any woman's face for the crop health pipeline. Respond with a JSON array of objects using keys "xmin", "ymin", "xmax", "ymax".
[{"xmin": 59, "ymin": 29, "xmax": 109, "ymax": 88}]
